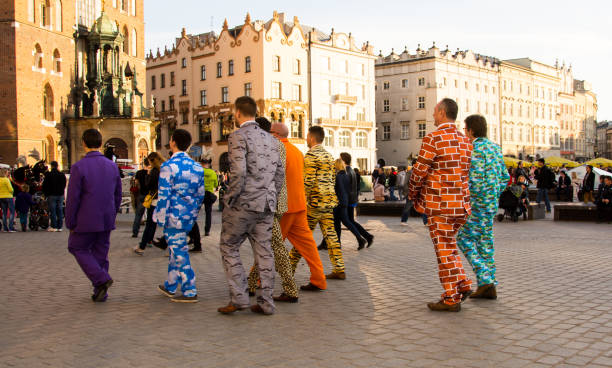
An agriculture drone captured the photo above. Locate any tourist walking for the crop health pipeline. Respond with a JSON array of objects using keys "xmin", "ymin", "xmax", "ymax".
[
  {"xmin": 408, "ymin": 98, "xmax": 473, "ymax": 312},
  {"xmin": 154, "ymin": 129, "xmax": 205, "ymax": 303},
  {"xmin": 201, "ymin": 158, "xmax": 218, "ymax": 237},
  {"xmin": 42, "ymin": 161, "xmax": 66, "ymax": 232},
  {"xmin": 340, "ymin": 152, "xmax": 373, "ymax": 248},
  {"xmin": 400, "ymin": 161, "xmax": 416, "ymax": 225},
  {"xmin": 457, "ymin": 115, "xmax": 509, "ymax": 300},
  {"xmin": 0, "ymin": 167, "xmax": 16, "ymax": 232},
  {"xmin": 131, "ymin": 158, "xmax": 149, "ymax": 238},
  {"xmin": 134, "ymin": 152, "xmax": 164, "ymax": 255},
  {"xmin": 582, "ymin": 165, "xmax": 596, "ymax": 203},
  {"xmin": 217, "ymin": 97, "xmax": 284, "ymax": 315},
  {"xmin": 15, "ymin": 184, "xmax": 34, "ymax": 231},
  {"xmin": 534, "ymin": 158, "xmax": 555, "ymax": 212},
  {"xmin": 270, "ymin": 122, "xmax": 327, "ymax": 292},
  {"xmin": 332, "ymin": 158, "xmax": 368, "ymax": 250},
  {"xmin": 66, "ymin": 129, "xmax": 122, "ymax": 302}
]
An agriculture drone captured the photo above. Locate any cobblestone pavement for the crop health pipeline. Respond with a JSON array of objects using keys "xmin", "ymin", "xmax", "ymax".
[{"xmin": 1, "ymin": 210, "xmax": 612, "ymax": 368}]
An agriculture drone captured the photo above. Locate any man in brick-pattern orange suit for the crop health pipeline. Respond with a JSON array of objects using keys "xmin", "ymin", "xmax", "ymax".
[{"xmin": 408, "ymin": 98, "xmax": 474, "ymax": 312}]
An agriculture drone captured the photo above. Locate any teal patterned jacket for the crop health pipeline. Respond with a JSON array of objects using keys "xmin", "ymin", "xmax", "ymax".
[{"xmin": 469, "ymin": 137, "xmax": 510, "ymax": 211}]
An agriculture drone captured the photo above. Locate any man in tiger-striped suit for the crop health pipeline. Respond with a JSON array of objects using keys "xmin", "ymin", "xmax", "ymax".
[{"xmin": 289, "ymin": 126, "xmax": 345, "ymax": 280}]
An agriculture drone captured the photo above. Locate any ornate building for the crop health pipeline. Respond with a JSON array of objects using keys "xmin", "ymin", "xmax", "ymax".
[
  {"xmin": 146, "ymin": 11, "xmax": 376, "ymax": 171},
  {"xmin": 0, "ymin": 0, "xmax": 152, "ymax": 168}
]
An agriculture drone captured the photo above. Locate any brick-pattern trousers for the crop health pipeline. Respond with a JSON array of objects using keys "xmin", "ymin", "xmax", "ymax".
[
  {"xmin": 164, "ymin": 228, "xmax": 197, "ymax": 297},
  {"xmin": 427, "ymin": 215, "xmax": 472, "ymax": 305},
  {"xmin": 248, "ymin": 214, "xmax": 298, "ymax": 297},
  {"xmin": 457, "ymin": 208, "xmax": 497, "ymax": 287},
  {"xmin": 290, "ymin": 208, "xmax": 344, "ymax": 274}
]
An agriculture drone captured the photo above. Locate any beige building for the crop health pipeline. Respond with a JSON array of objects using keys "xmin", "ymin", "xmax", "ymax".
[
  {"xmin": 375, "ymin": 45, "xmax": 500, "ymax": 166},
  {"xmin": 573, "ymin": 80, "xmax": 598, "ymax": 160},
  {"xmin": 146, "ymin": 12, "xmax": 377, "ymax": 171}
]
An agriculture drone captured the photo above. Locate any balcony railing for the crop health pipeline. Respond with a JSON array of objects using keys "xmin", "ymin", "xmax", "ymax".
[
  {"xmin": 333, "ymin": 94, "xmax": 358, "ymax": 105},
  {"xmin": 318, "ymin": 118, "xmax": 373, "ymax": 128}
]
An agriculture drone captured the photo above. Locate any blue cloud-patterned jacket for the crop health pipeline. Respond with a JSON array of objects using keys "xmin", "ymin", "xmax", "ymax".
[
  {"xmin": 153, "ymin": 151, "xmax": 205, "ymax": 231},
  {"xmin": 469, "ymin": 137, "xmax": 510, "ymax": 211}
]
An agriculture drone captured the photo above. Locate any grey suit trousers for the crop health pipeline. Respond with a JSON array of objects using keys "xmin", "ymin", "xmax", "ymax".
[{"xmin": 220, "ymin": 206, "xmax": 276, "ymax": 314}]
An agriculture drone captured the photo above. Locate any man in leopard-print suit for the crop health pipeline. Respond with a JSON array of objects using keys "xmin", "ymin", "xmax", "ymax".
[{"xmin": 247, "ymin": 118, "xmax": 299, "ymax": 302}]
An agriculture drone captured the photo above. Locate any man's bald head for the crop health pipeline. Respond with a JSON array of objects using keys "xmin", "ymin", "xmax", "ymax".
[{"xmin": 271, "ymin": 123, "xmax": 289, "ymax": 139}]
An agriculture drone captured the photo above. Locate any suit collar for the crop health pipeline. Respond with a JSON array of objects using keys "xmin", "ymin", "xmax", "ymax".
[
  {"xmin": 240, "ymin": 120, "xmax": 257, "ymax": 128},
  {"xmin": 85, "ymin": 151, "xmax": 103, "ymax": 158},
  {"xmin": 437, "ymin": 122, "xmax": 456, "ymax": 130}
]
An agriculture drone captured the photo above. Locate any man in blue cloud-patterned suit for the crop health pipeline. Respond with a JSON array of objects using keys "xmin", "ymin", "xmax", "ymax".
[{"xmin": 154, "ymin": 129, "xmax": 205, "ymax": 303}]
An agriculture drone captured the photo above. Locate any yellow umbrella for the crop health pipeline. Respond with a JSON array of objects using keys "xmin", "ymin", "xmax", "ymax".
[
  {"xmin": 503, "ymin": 157, "xmax": 531, "ymax": 168},
  {"xmin": 542, "ymin": 156, "xmax": 580, "ymax": 168},
  {"xmin": 585, "ymin": 157, "xmax": 612, "ymax": 168}
]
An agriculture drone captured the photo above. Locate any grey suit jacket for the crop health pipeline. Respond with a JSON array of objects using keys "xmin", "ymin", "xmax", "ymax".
[{"xmin": 225, "ymin": 121, "xmax": 285, "ymax": 213}]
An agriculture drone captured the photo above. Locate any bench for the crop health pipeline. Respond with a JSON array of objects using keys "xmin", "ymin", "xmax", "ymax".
[
  {"xmin": 553, "ymin": 203, "xmax": 598, "ymax": 221},
  {"xmin": 528, "ymin": 188, "xmax": 573, "ymax": 202},
  {"xmin": 528, "ymin": 203, "xmax": 546, "ymax": 220}
]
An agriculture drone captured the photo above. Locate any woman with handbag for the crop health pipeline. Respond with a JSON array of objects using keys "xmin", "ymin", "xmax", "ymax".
[{"xmin": 134, "ymin": 152, "xmax": 164, "ymax": 255}]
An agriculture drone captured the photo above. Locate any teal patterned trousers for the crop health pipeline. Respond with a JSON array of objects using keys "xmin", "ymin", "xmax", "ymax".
[{"xmin": 457, "ymin": 207, "xmax": 497, "ymax": 286}]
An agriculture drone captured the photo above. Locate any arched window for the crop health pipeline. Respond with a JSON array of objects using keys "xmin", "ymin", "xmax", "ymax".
[
  {"xmin": 53, "ymin": 49, "xmax": 61, "ymax": 73},
  {"xmin": 324, "ymin": 129, "xmax": 334, "ymax": 147},
  {"xmin": 290, "ymin": 114, "xmax": 303, "ymax": 139},
  {"xmin": 131, "ymin": 28, "xmax": 137, "ymax": 57},
  {"xmin": 40, "ymin": 0, "xmax": 51, "ymax": 28},
  {"xmin": 339, "ymin": 130, "xmax": 351, "ymax": 147},
  {"xmin": 130, "ymin": 0, "xmax": 136, "ymax": 15},
  {"xmin": 121, "ymin": 0, "xmax": 127, "ymax": 11},
  {"xmin": 34, "ymin": 44, "xmax": 43, "ymax": 69},
  {"xmin": 55, "ymin": 0, "xmax": 62, "ymax": 31},
  {"xmin": 42, "ymin": 84, "xmax": 54, "ymax": 122},
  {"xmin": 28, "ymin": 0, "xmax": 35, "ymax": 22},
  {"xmin": 122, "ymin": 26, "xmax": 129, "ymax": 54},
  {"xmin": 355, "ymin": 131, "xmax": 367, "ymax": 148}
]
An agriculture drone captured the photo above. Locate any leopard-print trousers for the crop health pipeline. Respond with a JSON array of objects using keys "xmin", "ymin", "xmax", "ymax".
[{"xmin": 248, "ymin": 214, "xmax": 298, "ymax": 297}]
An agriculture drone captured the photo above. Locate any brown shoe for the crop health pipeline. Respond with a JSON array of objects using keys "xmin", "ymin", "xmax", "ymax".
[
  {"xmin": 470, "ymin": 284, "xmax": 497, "ymax": 300},
  {"xmin": 300, "ymin": 283, "xmax": 324, "ymax": 291},
  {"xmin": 460, "ymin": 289, "xmax": 473, "ymax": 301},
  {"xmin": 217, "ymin": 303, "xmax": 247, "ymax": 314},
  {"xmin": 250, "ymin": 304, "xmax": 274, "ymax": 315},
  {"xmin": 326, "ymin": 271, "xmax": 346, "ymax": 280},
  {"xmin": 427, "ymin": 300, "xmax": 461, "ymax": 312},
  {"xmin": 273, "ymin": 293, "xmax": 298, "ymax": 303}
]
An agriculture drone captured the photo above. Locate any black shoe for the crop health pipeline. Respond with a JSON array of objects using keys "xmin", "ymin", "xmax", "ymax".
[
  {"xmin": 300, "ymin": 283, "xmax": 324, "ymax": 291},
  {"xmin": 171, "ymin": 295, "xmax": 198, "ymax": 303},
  {"xmin": 523, "ymin": 212, "xmax": 528, "ymax": 220},
  {"xmin": 188, "ymin": 248, "xmax": 202, "ymax": 253},
  {"xmin": 357, "ymin": 237, "xmax": 366, "ymax": 250},
  {"xmin": 152, "ymin": 237, "xmax": 168, "ymax": 250},
  {"xmin": 204, "ymin": 232, "xmax": 210, "ymax": 236},
  {"xmin": 93, "ymin": 279, "xmax": 113, "ymax": 302},
  {"xmin": 188, "ymin": 238, "xmax": 194, "ymax": 245},
  {"xmin": 273, "ymin": 293, "xmax": 299, "ymax": 303},
  {"xmin": 131, "ymin": 234, "xmax": 138, "ymax": 238},
  {"xmin": 317, "ymin": 241, "xmax": 328, "ymax": 251},
  {"xmin": 366, "ymin": 234, "xmax": 374, "ymax": 248},
  {"xmin": 158, "ymin": 284, "xmax": 176, "ymax": 298},
  {"xmin": 248, "ymin": 291, "xmax": 255, "ymax": 296}
]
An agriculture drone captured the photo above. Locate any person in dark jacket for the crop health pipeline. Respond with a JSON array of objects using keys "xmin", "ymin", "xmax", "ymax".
[
  {"xmin": 131, "ymin": 158, "xmax": 149, "ymax": 237},
  {"xmin": 42, "ymin": 161, "xmax": 67, "ymax": 232},
  {"xmin": 595, "ymin": 175, "xmax": 606, "ymax": 203},
  {"xmin": 15, "ymin": 184, "xmax": 34, "ymax": 231},
  {"xmin": 534, "ymin": 158, "xmax": 554, "ymax": 212},
  {"xmin": 341, "ymin": 153, "xmax": 373, "ymax": 247},
  {"xmin": 556, "ymin": 170, "xmax": 572, "ymax": 201},
  {"xmin": 332, "ymin": 159, "xmax": 367, "ymax": 250},
  {"xmin": 514, "ymin": 161, "xmax": 530, "ymax": 184},
  {"xmin": 388, "ymin": 169, "xmax": 398, "ymax": 201},
  {"xmin": 134, "ymin": 152, "xmax": 164, "ymax": 255},
  {"xmin": 582, "ymin": 165, "xmax": 596, "ymax": 203},
  {"xmin": 595, "ymin": 176, "xmax": 612, "ymax": 223}
]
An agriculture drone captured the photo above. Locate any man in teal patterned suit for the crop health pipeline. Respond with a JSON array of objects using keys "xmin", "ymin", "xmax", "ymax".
[
  {"xmin": 457, "ymin": 115, "xmax": 509, "ymax": 300},
  {"xmin": 154, "ymin": 129, "xmax": 206, "ymax": 303}
]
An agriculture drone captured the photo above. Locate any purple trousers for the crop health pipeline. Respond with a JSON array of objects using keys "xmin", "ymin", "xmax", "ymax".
[{"xmin": 68, "ymin": 231, "xmax": 112, "ymax": 289}]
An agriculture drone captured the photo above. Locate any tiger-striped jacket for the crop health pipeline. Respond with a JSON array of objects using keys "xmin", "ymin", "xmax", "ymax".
[{"xmin": 304, "ymin": 144, "xmax": 338, "ymax": 210}]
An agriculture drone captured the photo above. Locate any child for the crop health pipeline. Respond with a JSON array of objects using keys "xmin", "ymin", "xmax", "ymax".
[{"xmin": 15, "ymin": 184, "xmax": 34, "ymax": 232}]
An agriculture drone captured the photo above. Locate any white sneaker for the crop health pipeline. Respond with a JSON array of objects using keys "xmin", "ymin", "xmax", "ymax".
[
  {"xmin": 8, "ymin": 229, "xmax": 16, "ymax": 233},
  {"xmin": 400, "ymin": 222, "xmax": 409, "ymax": 226},
  {"xmin": 56, "ymin": 228, "xmax": 63, "ymax": 232},
  {"xmin": 47, "ymin": 228, "xmax": 56, "ymax": 232}
]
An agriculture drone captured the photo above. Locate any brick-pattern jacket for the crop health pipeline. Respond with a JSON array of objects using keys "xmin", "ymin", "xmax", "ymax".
[{"xmin": 408, "ymin": 122, "xmax": 473, "ymax": 218}]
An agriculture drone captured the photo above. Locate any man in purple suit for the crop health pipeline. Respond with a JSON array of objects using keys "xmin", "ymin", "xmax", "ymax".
[{"xmin": 66, "ymin": 129, "xmax": 122, "ymax": 302}]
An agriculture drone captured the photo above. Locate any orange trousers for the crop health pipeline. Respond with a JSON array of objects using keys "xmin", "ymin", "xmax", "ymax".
[
  {"xmin": 280, "ymin": 211, "xmax": 327, "ymax": 290},
  {"xmin": 427, "ymin": 215, "xmax": 472, "ymax": 305}
]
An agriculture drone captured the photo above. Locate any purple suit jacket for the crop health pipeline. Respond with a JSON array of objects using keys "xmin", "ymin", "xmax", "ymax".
[{"xmin": 65, "ymin": 151, "xmax": 122, "ymax": 233}]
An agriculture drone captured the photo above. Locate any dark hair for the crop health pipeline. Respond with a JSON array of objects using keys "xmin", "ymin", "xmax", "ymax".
[
  {"xmin": 143, "ymin": 158, "xmax": 150, "ymax": 166},
  {"xmin": 586, "ymin": 165, "xmax": 593, "ymax": 170},
  {"xmin": 411, "ymin": 159, "xmax": 417, "ymax": 166},
  {"xmin": 340, "ymin": 152, "xmax": 352, "ymax": 166},
  {"xmin": 439, "ymin": 98, "xmax": 458, "ymax": 121},
  {"xmin": 50, "ymin": 161, "xmax": 59, "ymax": 169},
  {"xmin": 235, "ymin": 96, "xmax": 257, "ymax": 117},
  {"xmin": 256, "ymin": 116, "xmax": 271, "ymax": 132},
  {"xmin": 464, "ymin": 114, "xmax": 487, "ymax": 138},
  {"xmin": 308, "ymin": 126, "xmax": 325, "ymax": 143},
  {"xmin": 82, "ymin": 129, "xmax": 102, "ymax": 148},
  {"xmin": 538, "ymin": 158, "xmax": 545, "ymax": 164},
  {"xmin": 171, "ymin": 129, "xmax": 192, "ymax": 151}
]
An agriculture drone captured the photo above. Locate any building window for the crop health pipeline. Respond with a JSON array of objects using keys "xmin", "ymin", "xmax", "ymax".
[
  {"xmin": 356, "ymin": 108, "xmax": 365, "ymax": 121},
  {"xmin": 33, "ymin": 44, "xmax": 43, "ymax": 69},
  {"xmin": 344, "ymin": 60, "xmax": 349, "ymax": 74},
  {"xmin": 443, "ymin": 77, "xmax": 447, "ymax": 86},
  {"xmin": 161, "ymin": 100, "xmax": 166, "ymax": 112},
  {"xmin": 383, "ymin": 99, "xmax": 390, "ymax": 112},
  {"xmin": 42, "ymin": 84, "xmax": 54, "ymax": 121},
  {"xmin": 159, "ymin": 73, "xmax": 165, "ymax": 88},
  {"xmin": 169, "ymin": 96, "xmax": 175, "ymax": 111},
  {"xmin": 292, "ymin": 84, "xmax": 301, "ymax": 101},
  {"xmin": 228, "ymin": 60, "xmax": 234, "ymax": 76},
  {"xmin": 200, "ymin": 90, "xmax": 207, "ymax": 106},
  {"xmin": 418, "ymin": 77, "xmax": 425, "ymax": 86},
  {"xmin": 454, "ymin": 79, "xmax": 458, "ymax": 88},
  {"xmin": 418, "ymin": 121, "xmax": 426, "ymax": 138},
  {"xmin": 131, "ymin": 28, "xmax": 137, "ymax": 57},
  {"xmin": 200, "ymin": 65, "xmax": 206, "ymax": 80},
  {"xmin": 401, "ymin": 122, "xmax": 410, "ymax": 140},
  {"xmin": 417, "ymin": 96, "xmax": 425, "ymax": 109},
  {"xmin": 361, "ymin": 64, "xmax": 365, "ymax": 76},
  {"xmin": 130, "ymin": 0, "xmax": 136, "ymax": 15},
  {"xmin": 170, "ymin": 72, "xmax": 175, "ymax": 86},
  {"xmin": 361, "ymin": 85, "xmax": 366, "ymax": 100},
  {"xmin": 273, "ymin": 55, "xmax": 280, "ymax": 72},
  {"xmin": 484, "ymin": 85, "xmax": 488, "ymax": 93},
  {"xmin": 338, "ymin": 131, "xmax": 351, "ymax": 147},
  {"xmin": 355, "ymin": 131, "xmax": 367, "ymax": 148},
  {"xmin": 272, "ymin": 82, "xmax": 281, "ymax": 99},
  {"xmin": 151, "ymin": 75, "xmax": 156, "ymax": 90},
  {"xmin": 245, "ymin": 56, "xmax": 251, "ymax": 73},
  {"xmin": 217, "ymin": 62, "xmax": 222, "ymax": 77},
  {"xmin": 324, "ymin": 129, "xmax": 334, "ymax": 147},
  {"xmin": 466, "ymin": 100, "xmax": 470, "ymax": 112},
  {"xmin": 181, "ymin": 80, "xmax": 187, "ymax": 96},
  {"xmin": 221, "ymin": 87, "xmax": 229, "ymax": 103},
  {"xmin": 121, "ymin": 0, "xmax": 127, "ymax": 11},
  {"xmin": 401, "ymin": 79, "xmax": 408, "ymax": 88},
  {"xmin": 383, "ymin": 81, "xmax": 390, "ymax": 90},
  {"xmin": 293, "ymin": 59, "xmax": 301, "ymax": 75},
  {"xmin": 199, "ymin": 118, "xmax": 212, "ymax": 143},
  {"xmin": 41, "ymin": 1, "xmax": 50, "ymax": 27},
  {"xmin": 465, "ymin": 81, "xmax": 469, "ymax": 89},
  {"xmin": 52, "ymin": 49, "xmax": 61, "ymax": 73},
  {"xmin": 401, "ymin": 98, "xmax": 409, "ymax": 111},
  {"xmin": 181, "ymin": 58, "xmax": 187, "ymax": 68},
  {"xmin": 290, "ymin": 114, "xmax": 303, "ymax": 138},
  {"xmin": 244, "ymin": 83, "xmax": 252, "ymax": 97},
  {"xmin": 382, "ymin": 124, "xmax": 391, "ymax": 141},
  {"xmin": 341, "ymin": 106, "xmax": 350, "ymax": 120},
  {"xmin": 181, "ymin": 110, "xmax": 189, "ymax": 125}
]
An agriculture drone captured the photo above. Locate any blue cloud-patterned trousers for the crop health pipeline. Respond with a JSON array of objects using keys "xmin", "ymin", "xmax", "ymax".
[
  {"xmin": 457, "ymin": 207, "xmax": 497, "ymax": 286},
  {"xmin": 164, "ymin": 228, "xmax": 197, "ymax": 297}
]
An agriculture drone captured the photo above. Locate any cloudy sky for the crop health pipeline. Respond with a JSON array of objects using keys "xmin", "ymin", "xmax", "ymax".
[{"xmin": 144, "ymin": 0, "xmax": 611, "ymax": 120}]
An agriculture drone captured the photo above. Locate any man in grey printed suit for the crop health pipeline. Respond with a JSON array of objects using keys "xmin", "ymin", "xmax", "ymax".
[{"xmin": 218, "ymin": 96, "xmax": 285, "ymax": 316}]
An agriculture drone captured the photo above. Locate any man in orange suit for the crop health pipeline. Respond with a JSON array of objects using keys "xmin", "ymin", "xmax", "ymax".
[
  {"xmin": 408, "ymin": 98, "xmax": 473, "ymax": 312},
  {"xmin": 270, "ymin": 123, "xmax": 327, "ymax": 292}
]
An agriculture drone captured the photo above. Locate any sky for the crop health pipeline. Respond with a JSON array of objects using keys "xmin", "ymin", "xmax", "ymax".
[{"xmin": 144, "ymin": 0, "xmax": 612, "ymax": 121}]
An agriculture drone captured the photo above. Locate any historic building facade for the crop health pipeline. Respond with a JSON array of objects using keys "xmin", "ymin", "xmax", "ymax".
[
  {"xmin": 0, "ymin": 0, "xmax": 151, "ymax": 168},
  {"xmin": 573, "ymin": 80, "xmax": 598, "ymax": 160},
  {"xmin": 146, "ymin": 12, "xmax": 376, "ymax": 171},
  {"xmin": 375, "ymin": 45, "xmax": 500, "ymax": 167},
  {"xmin": 596, "ymin": 121, "xmax": 612, "ymax": 159}
]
